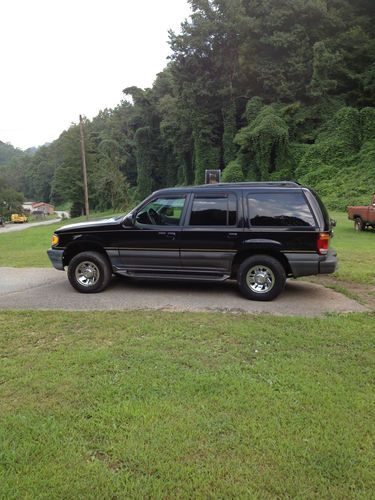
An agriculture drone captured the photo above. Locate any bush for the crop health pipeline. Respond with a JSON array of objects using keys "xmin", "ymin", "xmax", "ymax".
[
  {"xmin": 293, "ymin": 106, "xmax": 375, "ymax": 209},
  {"xmin": 221, "ymin": 160, "xmax": 245, "ymax": 182},
  {"xmin": 70, "ymin": 201, "xmax": 84, "ymax": 218}
]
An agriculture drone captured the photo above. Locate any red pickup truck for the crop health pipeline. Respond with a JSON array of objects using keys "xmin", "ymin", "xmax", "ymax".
[{"xmin": 347, "ymin": 195, "xmax": 375, "ymax": 231}]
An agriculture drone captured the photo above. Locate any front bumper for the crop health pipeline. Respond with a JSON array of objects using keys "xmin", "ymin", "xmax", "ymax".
[{"xmin": 47, "ymin": 249, "xmax": 65, "ymax": 270}]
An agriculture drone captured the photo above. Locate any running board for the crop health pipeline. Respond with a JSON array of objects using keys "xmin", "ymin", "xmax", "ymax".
[{"xmin": 115, "ymin": 270, "xmax": 230, "ymax": 282}]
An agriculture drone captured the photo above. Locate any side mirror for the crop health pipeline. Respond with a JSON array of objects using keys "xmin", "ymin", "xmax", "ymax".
[
  {"xmin": 330, "ymin": 219, "xmax": 337, "ymax": 227},
  {"xmin": 123, "ymin": 213, "xmax": 135, "ymax": 227}
]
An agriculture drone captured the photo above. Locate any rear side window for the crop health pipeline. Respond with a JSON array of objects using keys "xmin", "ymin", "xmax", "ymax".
[
  {"xmin": 247, "ymin": 192, "xmax": 316, "ymax": 227},
  {"xmin": 189, "ymin": 194, "xmax": 237, "ymax": 226}
]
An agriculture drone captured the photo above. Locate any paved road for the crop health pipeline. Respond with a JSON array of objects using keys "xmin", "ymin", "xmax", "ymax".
[
  {"xmin": 0, "ymin": 219, "xmax": 61, "ymax": 234},
  {"xmin": 0, "ymin": 267, "xmax": 368, "ymax": 316}
]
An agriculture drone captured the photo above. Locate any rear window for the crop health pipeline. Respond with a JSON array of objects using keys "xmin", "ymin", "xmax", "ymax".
[
  {"xmin": 247, "ymin": 192, "xmax": 316, "ymax": 227},
  {"xmin": 308, "ymin": 188, "xmax": 330, "ymax": 227},
  {"xmin": 189, "ymin": 194, "xmax": 237, "ymax": 226}
]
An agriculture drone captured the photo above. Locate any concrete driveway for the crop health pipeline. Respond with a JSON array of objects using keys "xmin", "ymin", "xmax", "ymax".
[
  {"xmin": 0, "ymin": 219, "xmax": 61, "ymax": 234},
  {"xmin": 0, "ymin": 267, "xmax": 368, "ymax": 316}
]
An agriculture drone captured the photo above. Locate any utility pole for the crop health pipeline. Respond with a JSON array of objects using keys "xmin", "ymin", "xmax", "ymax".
[{"xmin": 79, "ymin": 114, "xmax": 90, "ymax": 220}]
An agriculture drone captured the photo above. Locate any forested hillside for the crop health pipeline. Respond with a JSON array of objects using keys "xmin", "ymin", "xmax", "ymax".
[
  {"xmin": 1, "ymin": 0, "xmax": 374, "ymax": 215},
  {"xmin": 0, "ymin": 141, "xmax": 23, "ymax": 166}
]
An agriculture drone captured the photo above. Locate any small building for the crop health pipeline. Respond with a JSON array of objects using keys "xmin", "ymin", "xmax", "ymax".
[
  {"xmin": 22, "ymin": 202, "xmax": 34, "ymax": 213},
  {"xmin": 22, "ymin": 202, "xmax": 55, "ymax": 215}
]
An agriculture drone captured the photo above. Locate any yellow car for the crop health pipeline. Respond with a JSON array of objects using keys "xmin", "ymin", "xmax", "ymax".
[{"xmin": 11, "ymin": 213, "xmax": 28, "ymax": 223}]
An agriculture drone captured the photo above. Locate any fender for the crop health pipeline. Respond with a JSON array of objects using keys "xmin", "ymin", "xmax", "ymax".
[
  {"xmin": 63, "ymin": 235, "xmax": 119, "ymax": 266},
  {"xmin": 65, "ymin": 234, "xmax": 116, "ymax": 252}
]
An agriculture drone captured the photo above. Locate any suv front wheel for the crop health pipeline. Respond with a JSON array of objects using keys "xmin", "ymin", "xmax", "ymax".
[
  {"xmin": 237, "ymin": 255, "xmax": 286, "ymax": 301},
  {"xmin": 67, "ymin": 251, "xmax": 112, "ymax": 293}
]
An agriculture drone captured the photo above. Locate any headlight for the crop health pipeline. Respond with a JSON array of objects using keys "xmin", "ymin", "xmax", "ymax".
[{"xmin": 51, "ymin": 234, "xmax": 59, "ymax": 246}]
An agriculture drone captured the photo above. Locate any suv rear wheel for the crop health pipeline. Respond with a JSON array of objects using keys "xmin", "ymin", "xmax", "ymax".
[
  {"xmin": 67, "ymin": 251, "xmax": 112, "ymax": 293},
  {"xmin": 237, "ymin": 255, "xmax": 286, "ymax": 301}
]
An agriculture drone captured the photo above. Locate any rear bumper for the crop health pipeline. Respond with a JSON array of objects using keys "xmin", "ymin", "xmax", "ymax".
[
  {"xmin": 285, "ymin": 249, "xmax": 338, "ymax": 278},
  {"xmin": 319, "ymin": 249, "xmax": 338, "ymax": 274},
  {"xmin": 47, "ymin": 249, "xmax": 64, "ymax": 270}
]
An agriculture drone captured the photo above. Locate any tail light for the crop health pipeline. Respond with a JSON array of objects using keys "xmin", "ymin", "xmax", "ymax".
[{"xmin": 317, "ymin": 232, "xmax": 330, "ymax": 255}]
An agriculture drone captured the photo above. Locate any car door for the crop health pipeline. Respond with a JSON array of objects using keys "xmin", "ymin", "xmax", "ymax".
[
  {"xmin": 181, "ymin": 192, "xmax": 240, "ymax": 274},
  {"xmin": 116, "ymin": 195, "xmax": 187, "ymax": 271}
]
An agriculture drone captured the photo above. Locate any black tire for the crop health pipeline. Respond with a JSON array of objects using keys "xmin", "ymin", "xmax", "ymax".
[
  {"xmin": 354, "ymin": 217, "xmax": 365, "ymax": 231},
  {"xmin": 237, "ymin": 255, "xmax": 286, "ymax": 301},
  {"xmin": 67, "ymin": 251, "xmax": 112, "ymax": 293}
]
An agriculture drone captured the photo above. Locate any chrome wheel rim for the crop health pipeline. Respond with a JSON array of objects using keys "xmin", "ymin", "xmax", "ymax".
[
  {"xmin": 75, "ymin": 261, "xmax": 100, "ymax": 287},
  {"xmin": 246, "ymin": 265, "xmax": 275, "ymax": 294}
]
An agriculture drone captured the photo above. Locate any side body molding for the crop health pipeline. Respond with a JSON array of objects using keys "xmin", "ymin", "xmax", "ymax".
[{"xmin": 240, "ymin": 239, "xmax": 282, "ymax": 251}]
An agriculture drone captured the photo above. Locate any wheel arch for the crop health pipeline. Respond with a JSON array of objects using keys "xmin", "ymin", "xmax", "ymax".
[
  {"xmin": 63, "ymin": 241, "xmax": 110, "ymax": 267},
  {"xmin": 231, "ymin": 249, "xmax": 292, "ymax": 278}
]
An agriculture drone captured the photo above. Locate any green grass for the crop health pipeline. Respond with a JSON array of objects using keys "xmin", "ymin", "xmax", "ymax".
[
  {"xmin": 330, "ymin": 211, "xmax": 375, "ymax": 285},
  {"xmin": 0, "ymin": 209, "xmax": 374, "ymax": 287},
  {"xmin": 0, "ymin": 310, "xmax": 374, "ymax": 498},
  {"xmin": 0, "ymin": 211, "xmax": 120, "ymax": 267}
]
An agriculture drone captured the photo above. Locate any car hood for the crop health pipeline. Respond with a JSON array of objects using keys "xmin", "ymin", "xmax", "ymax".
[{"xmin": 56, "ymin": 216, "xmax": 122, "ymax": 233}]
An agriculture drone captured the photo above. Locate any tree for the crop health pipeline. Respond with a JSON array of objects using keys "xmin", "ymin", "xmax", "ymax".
[
  {"xmin": 235, "ymin": 104, "xmax": 289, "ymax": 180},
  {"xmin": 93, "ymin": 139, "xmax": 131, "ymax": 211},
  {"xmin": 1, "ymin": 0, "xmax": 374, "ymax": 212},
  {"xmin": 0, "ymin": 177, "xmax": 24, "ymax": 217},
  {"xmin": 51, "ymin": 124, "xmax": 94, "ymax": 215},
  {"xmin": 0, "ymin": 141, "xmax": 23, "ymax": 166},
  {"xmin": 134, "ymin": 126, "xmax": 153, "ymax": 200},
  {"xmin": 221, "ymin": 159, "xmax": 244, "ymax": 182}
]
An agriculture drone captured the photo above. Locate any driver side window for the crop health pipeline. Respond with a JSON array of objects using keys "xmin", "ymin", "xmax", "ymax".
[{"xmin": 136, "ymin": 197, "xmax": 186, "ymax": 226}]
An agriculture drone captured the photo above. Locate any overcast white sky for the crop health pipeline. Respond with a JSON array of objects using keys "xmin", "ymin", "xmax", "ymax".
[{"xmin": 0, "ymin": 0, "xmax": 191, "ymax": 150}]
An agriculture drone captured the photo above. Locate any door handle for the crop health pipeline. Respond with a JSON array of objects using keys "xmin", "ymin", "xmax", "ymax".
[{"xmin": 227, "ymin": 232, "xmax": 238, "ymax": 239}]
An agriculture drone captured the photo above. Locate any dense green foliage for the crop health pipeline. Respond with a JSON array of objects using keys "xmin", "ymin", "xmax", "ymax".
[
  {"xmin": 0, "ymin": 0, "xmax": 374, "ymax": 211},
  {"xmin": 0, "ymin": 142, "xmax": 25, "ymax": 217},
  {"xmin": 297, "ymin": 107, "xmax": 375, "ymax": 208},
  {"xmin": 0, "ymin": 141, "xmax": 23, "ymax": 166},
  {"xmin": 0, "ymin": 177, "xmax": 24, "ymax": 218}
]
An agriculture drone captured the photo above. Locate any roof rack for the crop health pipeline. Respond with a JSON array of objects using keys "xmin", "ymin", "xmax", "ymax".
[{"xmin": 197, "ymin": 181, "xmax": 300, "ymax": 188}]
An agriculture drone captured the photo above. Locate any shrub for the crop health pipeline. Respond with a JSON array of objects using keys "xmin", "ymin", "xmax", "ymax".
[{"xmin": 221, "ymin": 160, "xmax": 245, "ymax": 182}]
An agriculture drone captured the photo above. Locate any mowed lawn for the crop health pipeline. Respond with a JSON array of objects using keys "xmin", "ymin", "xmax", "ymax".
[
  {"xmin": 1, "ymin": 311, "xmax": 374, "ymax": 498},
  {"xmin": 330, "ymin": 211, "xmax": 375, "ymax": 286},
  {"xmin": 0, "ymin": 221, "xmax": 65, "ymax": 267},
  {"xmin": 0, "ymin": 212, "xmax": 119, "ymax": 267}
]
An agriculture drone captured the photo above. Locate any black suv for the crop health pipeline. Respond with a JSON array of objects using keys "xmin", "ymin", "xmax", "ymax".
[{"xmin": 47, "ymin": 182, "xmax": 337, "ymax": 301}]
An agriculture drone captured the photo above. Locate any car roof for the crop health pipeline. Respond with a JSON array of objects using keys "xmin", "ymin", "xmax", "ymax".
[{"xmin": 152, "ymin": 181, "xmax": 303, "ymax": 196}]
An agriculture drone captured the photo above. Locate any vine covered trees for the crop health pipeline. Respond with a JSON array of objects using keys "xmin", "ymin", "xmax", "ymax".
[{"xmin": 0, "ymin": 0, "xmax": 374, "ymax": 211}]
